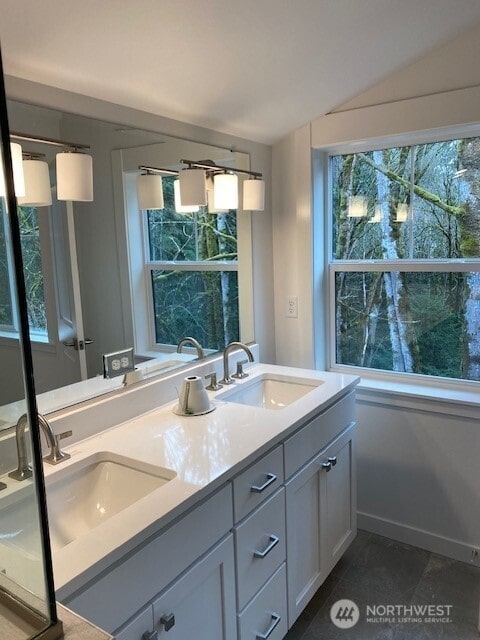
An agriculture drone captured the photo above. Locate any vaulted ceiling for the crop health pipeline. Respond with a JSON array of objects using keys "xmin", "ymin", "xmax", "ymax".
[{"xmin": 2, "ymin": 0, "xmax": 480, "ymax": 144}]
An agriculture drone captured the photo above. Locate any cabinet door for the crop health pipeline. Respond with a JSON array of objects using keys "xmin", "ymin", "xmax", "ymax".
[
  {"xmin": 322, "ymin": 425, "xmax": 356, "ymax": 574},
  {"xmin": 152, "ymin": 535, "xmax": 236, "ymax": 640},
  {"xmin": 285, "ymin": 425, "xmax": 356, "ymax": 626},
  {"xmin": 114, "ymin": 605, "xmax": 154, "ymax": 640},
  {"xmin": 285, "ymin": 449, "xmax": 325, "ymax": 626}
]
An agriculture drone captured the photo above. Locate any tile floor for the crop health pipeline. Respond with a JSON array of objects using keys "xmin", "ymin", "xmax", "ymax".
[{"xmin": 285, "ymin": 531, "xmax": 480, "ymax": 640}]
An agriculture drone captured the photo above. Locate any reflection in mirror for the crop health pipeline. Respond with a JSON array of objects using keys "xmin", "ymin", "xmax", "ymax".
[
  {"xmin": 0, "ymin": 70, "xmax": 62, "ymax": 638},
  {"xmin": 0, "ymin": 100, "xmax": 253, "ymax": 417}
]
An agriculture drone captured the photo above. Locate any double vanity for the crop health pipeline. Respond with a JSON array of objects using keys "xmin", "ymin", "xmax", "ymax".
[{"xmin": 2, "ymin": 357, "xmax": 358, "ymax": 640}]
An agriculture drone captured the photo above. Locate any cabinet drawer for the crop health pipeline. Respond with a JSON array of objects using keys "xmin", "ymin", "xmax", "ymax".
[
  {"xmin": 284, "ymin": 391, "xmax": 355, "ymax": 478},
  {"xmin": 235, "ymin": 488, "xmax": 286, "ymax": 611},
  {"xmin": 233, "ymin": 445, "xmax": 284, "ymax": 522},
  {"xmin": 65, "ymin": 484, "xmax": 233, "ymax": 632},
  {"xmin": 238, "ymin": 564, "xmax": 287, "ymax": 640}
]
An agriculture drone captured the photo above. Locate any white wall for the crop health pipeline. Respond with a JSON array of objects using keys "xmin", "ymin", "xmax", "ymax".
[{"xmin": 272, "ymin": 32, "xmax": 480, "ymax": 562}]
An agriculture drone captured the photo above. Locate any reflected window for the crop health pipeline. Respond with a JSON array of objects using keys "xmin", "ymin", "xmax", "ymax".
[
  {"xmin": 144, "ymin": 177, "xmax": 239, "ymax": 350},
  {"xmin": 0, "ymin": 202, "xmax": 47, "ymax": 337},
  {"xmin": 328, "ymin": 136, "xmax": 480, "ymax": 383}
]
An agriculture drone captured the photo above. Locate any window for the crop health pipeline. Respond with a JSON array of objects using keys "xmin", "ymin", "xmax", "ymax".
[
  {"xmin": 0, "ymin": 201, "xmax": 47, "ymax": 338},
  {"xmin": 329, "ymin": 137, "xmax": 480, "ymax": 383},
  {"xmin": 142, "ymin": 177, "xmax": 239, "ymax": 351}
]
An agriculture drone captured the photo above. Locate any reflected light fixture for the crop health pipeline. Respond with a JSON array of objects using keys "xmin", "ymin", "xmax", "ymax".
[
  {"xmin": 136, "ymin": 172, "xmax": 164, "ymax": 210},
  {"xmin": 243, "ymin": 177, "xmax": 265, "ymax": 211},
  {"xmin": 214, "ymin": 172, "xmax": 238, "ymax": 210},
  {"xmin": 174, "ymin": 179, "xmax": 200, "ymax": 213},
  {"xmin": 180, "ymin": 159, "xmax": 264, "ymax": 212},
  {"xmin": 395, "ymin": 203, "xmax": 409, "ymax": 222},
  {"xmin": 0, "ymin": 142, "xmax": 25, "ymax": 197},
  {"xmin": 179, "ymin": 166, "xmax": 207, "ymax": 206},
  {"xmin": 56, "ymin": 152, "xmax": 93, "ymax": 201},
  {"xmin": 18, "ymin": 157, "xmax": 52, "ymax": 207},
  {"xmin": 347, "ymin": 195, "xmax": 367, "ymax": 218},
  {"xmin": 11, "ymin": 132, "xmax": 93, "ymax": 202},
  {"xmin": 368, "ymin": 204, "xmax": 383, "ymax": 224}
]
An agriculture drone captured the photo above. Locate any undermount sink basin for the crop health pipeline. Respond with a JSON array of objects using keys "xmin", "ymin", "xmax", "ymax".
[
  {"xmin": 217, "ymin": 373, "xmax": 321, "ymax": 410},
  {"xmin": 46, "ymin": 452, "xmax": 176, "ymax": 550}
]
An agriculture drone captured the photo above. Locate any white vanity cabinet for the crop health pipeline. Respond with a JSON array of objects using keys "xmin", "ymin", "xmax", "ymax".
[
  {"xmin": 285, "ymin": 418, "xmax": 356, "ymax": 625},
  {"xmin": 63, "ymin": 386, "xmax": 357, "ymax": 640}
]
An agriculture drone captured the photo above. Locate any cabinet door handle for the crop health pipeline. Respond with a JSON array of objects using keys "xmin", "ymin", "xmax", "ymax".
[
  {"xmin": 142, "ymin": 631, "xmax": 158, "ymax": 640},
  {"xmin": 328, "ymin": 456, "xmax": 338, "ymax": 466},
  {"xmin": 321, "ymin": 461, "xmax": 332, "ymax": 472},
  {"xmin": 160, "ymin": 613, "xmax": 175, "ymax": 632},
  {"xmin": 253, "ymin": 534, "xmax": 280, "ymax": 559},
  {"xmin": 251, "ymin": 472, "xmax": 277, "ymax": 493},
  {"xmin": 256, "ymin": 613, "xmax": 281, "ymax": 639}
]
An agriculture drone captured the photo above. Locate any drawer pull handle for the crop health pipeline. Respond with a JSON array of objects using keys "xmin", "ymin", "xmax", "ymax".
[
  {"xmin": 142, "ymin": 632, "xmax": 158, "ymax": 640},
  {"xmin": 253, "ymin": 534, "xmax": 280, "ymax": 559},
  {"xmin": 160, "ymin": 613, "xmax": 175, "ymax": 632},
  {"xmin": 328, "ymin": 456, "xmax": 338, "ymax": 466},
  {"xmin": 321, "ymin": 461, "xmax": 332, "ymax": 472},
  {"xmin": 256, "ymin": 613, "xmax": 281, "ymax": 639},
  {"xmin": 251, "ymin": 472, "xmax": 277, "ymax": 493}
]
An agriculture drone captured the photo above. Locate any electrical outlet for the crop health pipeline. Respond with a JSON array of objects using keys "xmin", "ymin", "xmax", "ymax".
[
  {"xmin": 286, "ymin": 296, "xmax": 298, "ymax": 318},
  {"xmin": 103, "ymin": 347, "xmax": 135, "ymax": 379}
]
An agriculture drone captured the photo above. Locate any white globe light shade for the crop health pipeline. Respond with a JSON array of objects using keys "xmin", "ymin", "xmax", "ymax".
[
  {"xmin": 136, "ymin": 173, "xmax": 164, "ymax": 210},
  {"xmin": 56, "ymin": 152, "xmax": 93, "ymax": 202},
  {"xmin": 174, "ymin": 180, "xmax": 199, "ymax": 213},
  {"xmin": 243, "ymin": 178, "xmax": 265, "ymax": 211},
  {"xmin": 179, "ymin": 168, "xmax": 207, "ymax": 206},
  {"xmin": 18, "ymin": 160, "xmax": 52, "ymax": 207},
  {"xmin": 214, "ymin": 173, "xmax": 238, "ymax": 210}
]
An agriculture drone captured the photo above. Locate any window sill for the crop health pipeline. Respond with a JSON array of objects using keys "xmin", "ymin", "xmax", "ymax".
[
  {"xmin": 0, "ymin": 330, "xmax": 50, "ymax": 345},
  {"xmin": 355, "ymin": 375, "xmax": 480, "ymax": 419}
]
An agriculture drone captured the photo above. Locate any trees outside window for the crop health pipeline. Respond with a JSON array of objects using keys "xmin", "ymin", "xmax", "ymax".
[
  {"xmin": 0, "ymin": 202, "xmax": 47, "ymax": 336},
  {"xmin": 145, "ymin": 177, "xmax": 239, "ymax": 351},
  {"xmin": 330, "ymin": 137, "xmax": 480, "ymax": 383}
]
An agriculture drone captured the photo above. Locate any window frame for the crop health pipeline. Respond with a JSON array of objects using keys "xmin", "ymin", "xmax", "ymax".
[
  {"xmin": 322, "ymin": 129, "xmax": 480, "ymax": 391},
  {"xmin": 123, "ymin": 171, "xmax": 254, "ymax": 356}
]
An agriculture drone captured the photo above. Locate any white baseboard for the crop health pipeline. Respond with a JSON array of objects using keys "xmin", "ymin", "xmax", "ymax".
[{"xmin": 358, "ymin": 511, "xmax": 480, "ymax": 565}]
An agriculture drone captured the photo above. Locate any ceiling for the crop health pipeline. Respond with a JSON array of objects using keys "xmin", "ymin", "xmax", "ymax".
[{"xmin": 2, "ymin": 0, "xmax": 480, "ymax": 144}]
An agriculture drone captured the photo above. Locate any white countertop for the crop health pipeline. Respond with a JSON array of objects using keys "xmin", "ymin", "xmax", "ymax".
[{"xmin": 34, "ymin": 364, "xmax": 358, "ymax": 598}]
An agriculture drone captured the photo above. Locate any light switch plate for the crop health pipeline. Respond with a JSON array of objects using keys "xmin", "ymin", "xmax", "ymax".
[{"xmin": 103, "ymin": 347, "xmax": 135, "ymax": 379}]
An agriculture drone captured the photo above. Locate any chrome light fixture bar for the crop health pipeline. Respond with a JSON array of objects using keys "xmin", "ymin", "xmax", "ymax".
[{"xmin": 10, "ymin": 131, "xmax": 93, "ymax": 202}]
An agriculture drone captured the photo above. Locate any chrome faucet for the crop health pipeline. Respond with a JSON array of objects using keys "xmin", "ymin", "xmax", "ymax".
[
  {"xmin": 177, "ymin": 336, "xmax": 205, "ymax": 359},
  {"xmin": 9, "ymin": 413, "xmax": 72, "ymax": 481},
  {"xmin": 220, "ymin": 342, "xmax": 254, "ymax": 385}
]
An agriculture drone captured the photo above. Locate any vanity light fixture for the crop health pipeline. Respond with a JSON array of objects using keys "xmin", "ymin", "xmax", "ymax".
[
  {"xmin": 10, "ymin": 131, "xmax": 93, "ymax": 202},
  {"xmin": 18, "ymin": 153, "xmax": 52, "ymax": 207},
  {"xmin": 180, "ymin": 159, "xmax": 265, "ymax": 212},
  {"xmin": 136, "ymin": 164, "xmax": 200, "ymax": 213},
  {"xmin": 347, "ymin": 195, "xmax": 367, "ymax": 218}
]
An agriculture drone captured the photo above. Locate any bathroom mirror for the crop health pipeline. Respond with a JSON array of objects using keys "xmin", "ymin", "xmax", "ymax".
[
  {"xmin": 0, "ymin": 99, "xmax": 254, "ymax": 418},
  {"xmin": 0, "ymin": 57, "xmax": 62, "ymax": 639}
]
